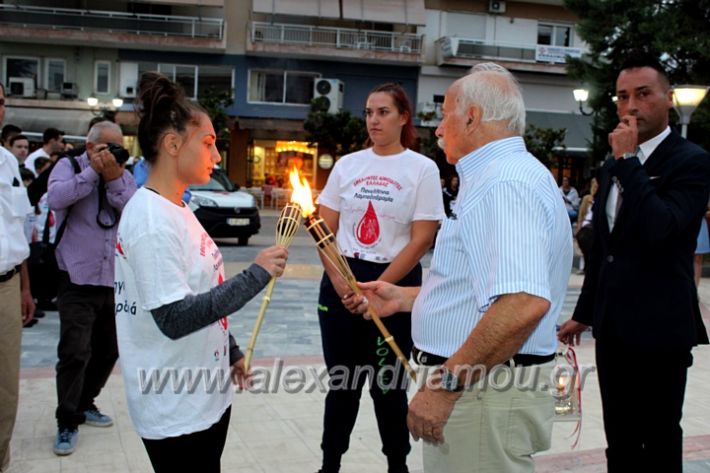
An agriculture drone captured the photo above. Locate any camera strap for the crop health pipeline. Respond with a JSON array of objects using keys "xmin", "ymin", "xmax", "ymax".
[{"xmin": 96, "ymin": 176, "xmax": 121, "ymax": 229}]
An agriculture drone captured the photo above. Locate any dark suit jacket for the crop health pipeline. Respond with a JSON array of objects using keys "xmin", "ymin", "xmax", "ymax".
[{"xmin": 572, "ymin": 130, "xmax": 710, "ymax": 350}]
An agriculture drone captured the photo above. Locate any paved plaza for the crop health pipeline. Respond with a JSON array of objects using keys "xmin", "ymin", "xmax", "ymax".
[{"xmin": 8, "ymin": 209, "xmax": 710, "ymax": 472}]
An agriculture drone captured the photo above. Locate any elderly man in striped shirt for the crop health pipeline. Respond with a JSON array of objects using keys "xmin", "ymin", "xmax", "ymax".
[{"xmin": 356, "ymin": 63, "xmax": 573, "ymax": 472}]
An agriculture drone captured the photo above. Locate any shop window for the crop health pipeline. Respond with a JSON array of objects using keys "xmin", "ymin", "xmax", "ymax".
[{"xmin": 250, "ymin": 140, "xmax": 317, "ymax": 187}]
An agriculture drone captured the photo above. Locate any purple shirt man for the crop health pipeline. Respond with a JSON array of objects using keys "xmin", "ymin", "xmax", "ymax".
[
  {"xmin": 48, "ymin": 150, "xmax": 135, "ymax": 286},
  {"xmin": 47, "ymin": 120, "xmax": 136, "ymax": 456}
]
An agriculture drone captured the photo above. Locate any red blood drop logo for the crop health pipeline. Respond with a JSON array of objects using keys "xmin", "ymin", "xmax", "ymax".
[{"xmin": 356, "ymin": 201, "xmax": 380, "ymax": 245}]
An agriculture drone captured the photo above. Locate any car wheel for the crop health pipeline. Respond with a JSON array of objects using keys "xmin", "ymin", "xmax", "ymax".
[{"xmin": 237, "ymin": 236, "xmax": 249, "ymax": 246}]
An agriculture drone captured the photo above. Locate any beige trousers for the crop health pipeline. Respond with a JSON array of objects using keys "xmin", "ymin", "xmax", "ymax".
[
  {"xmin": 417, "ymin": 360, "xmax": 555, "ymax": 473},
  {"xmin": 0, "ymin": 274, "xmax": 21, "ymax": 472}
]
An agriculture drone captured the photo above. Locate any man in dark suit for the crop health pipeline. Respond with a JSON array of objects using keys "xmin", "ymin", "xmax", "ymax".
[{"xmin": 559, "ymin": 57, "xmax": 710, "ymax": 472}]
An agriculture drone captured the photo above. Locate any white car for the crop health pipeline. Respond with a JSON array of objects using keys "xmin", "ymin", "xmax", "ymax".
[{"xmin": 188, "ymin": 169, "xmax": 260, "ymax": 245}]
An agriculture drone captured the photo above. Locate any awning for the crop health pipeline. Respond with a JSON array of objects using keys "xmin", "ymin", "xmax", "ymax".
[
  {"xmin": 341, "ymin": 0, "xmax": 426, "ymax": 25},
  {"xmin": 4, "ymin": 106, "xmax": 94, "ymax": 137},
  {"xmin": 144, "ymin": 0, "xmax": 224, "ymax": 6},
  {"xmin": 526, "ymin": 111, "xmax": 593, "ymax": 152},
  {"xmin": 252, "ymin": 0, "xmax": 340, "ymax": 18},
  {"xmin": 237, "ymin": 117, "xmax": 304, "ymax": 132}
]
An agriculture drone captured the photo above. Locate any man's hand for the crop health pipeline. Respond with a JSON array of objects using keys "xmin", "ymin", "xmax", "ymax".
[
  {"xmin": 21, "ymin": 288, "xmax": 35, "ymax": 326},
  {"xmin": 407, "ymin": 384, "xmax": 460, "ymax": 445},
  {"xmin": 557, "ymin": 319, "xmax": 588, "ymax": 346},
  {"xmin": 356, "ymin": 280, "xmax": 408, "ymax": 318},
  {"xmin": 88, "ymin": 145, "xmax": 107, "ymax": 175},
  {"xmin": 609, "ymin": 114, "xmax": 638, "ymax": 159},
  {"xmin": 231, "ymin": 357, "xmax": 252, "ymax": 391},
  {"xmin": 100, "ymin": 151, "xmax": 125, "ymax": 182}
]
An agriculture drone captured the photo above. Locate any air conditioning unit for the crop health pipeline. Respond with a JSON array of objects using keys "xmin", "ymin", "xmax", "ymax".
[
  {"xmin": 489, "ymin": 0, "xmax": 506, "ymax": 13},
  {"xmin": 61, "ymin": 82, "xmax": 78, "ymax": 99},
  {"xmin": 8, "ymin": 77, "xmax": 35, "ymax": 98},
  {"xmin": 119, "ymin": 62, "xmax": 138, "ymax": 98},
  {"xmin": 313, "ymin": 78, "xmax": 344, "ymax": 114}
]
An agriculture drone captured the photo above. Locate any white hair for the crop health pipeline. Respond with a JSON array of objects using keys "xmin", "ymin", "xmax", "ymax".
[
  {"xmin": 456, "ymin": 62, "xmax": 526, "ymax": 135},
  {"xmin": 86, "ymin": 121, "xmax": 122, "ymax": 143}
]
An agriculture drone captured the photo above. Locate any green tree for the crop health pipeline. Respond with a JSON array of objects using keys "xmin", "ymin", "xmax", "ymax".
[
  {"xmin": 303, "ymin": 97, "xmax": 367, "ymax": 156},
  {"xmin": 198, "ymin": 87, "xmax": 234, "ymax": 141},
  {"xmin": 524, "ymin": 124, "xmax": 567, "ymax": 168},
  {"xmin": 415, "ymin": 110, "xmax": 441, "ymax": 160},
  {"xmin": 565, "ymin": 0, "xmax": 710, "ymax": 161}
]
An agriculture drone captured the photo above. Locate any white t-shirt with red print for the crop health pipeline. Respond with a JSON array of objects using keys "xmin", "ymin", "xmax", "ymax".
[
  {"xmin": 114, "ymin": 187, "xmax": 231, "ymax": 440},
  {"xmin": 317, "ymin": 148, "xmax": 445, "ymax": 263}
]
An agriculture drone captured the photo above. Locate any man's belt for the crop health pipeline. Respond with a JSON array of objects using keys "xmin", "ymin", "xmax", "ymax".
[
  {"xmin": 0, "ymin": 265, "xmax": 20, "ymax": 283},
  {"xmin": 412, "ymin": 346, "xmax": 555, "ymax": 367}
]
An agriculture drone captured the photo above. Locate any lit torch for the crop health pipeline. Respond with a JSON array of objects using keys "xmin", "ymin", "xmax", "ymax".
[
  {"xmin": 243, "ymin": 200, "xmax": 303, "ymax": 372},
  {"xmin": 289, "ymin": 169, "xmax": 417, "ymax": 381}
]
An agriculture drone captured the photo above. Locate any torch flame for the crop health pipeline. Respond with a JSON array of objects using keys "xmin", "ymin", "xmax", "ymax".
[{"xmin": 289, "ymin": 167, "xmax": 316, "ymax": 217}]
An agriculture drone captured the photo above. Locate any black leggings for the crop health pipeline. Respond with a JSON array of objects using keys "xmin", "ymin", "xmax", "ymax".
[
  {"xmin": 318, "ymin": 258, "xmax": 421, "ymax": 468},
  {"xmin": 142, "ymin": 406, "xmax": 231, "ymax": 473}
]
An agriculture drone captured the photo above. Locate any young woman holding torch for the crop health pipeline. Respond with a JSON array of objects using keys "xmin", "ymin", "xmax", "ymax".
[
  {"xmin": 113, "ymin": 72, "xmax": 288, "ymax": 473},
  {"xmin": 315, "ymin": 83, "xmax": 445, "ymax": 473}
]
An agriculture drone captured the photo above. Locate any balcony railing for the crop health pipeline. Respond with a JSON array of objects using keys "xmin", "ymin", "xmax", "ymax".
[
  {"xmin": 0, "ymin": 4, "xmax": 223, "ymax": 39},
  {"xmin": 439, "ymin": 37, "xmax": 582, "ymax": 64},
  {"xmin": 251, "ymin": 21, "xmax": 422, "ymax": 55}
]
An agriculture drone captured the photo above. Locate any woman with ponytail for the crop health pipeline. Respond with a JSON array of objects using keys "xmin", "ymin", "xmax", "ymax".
[
  {"xmin": 113, "ymin": 72, "xmax": 288, "ymax": 472},
  {"xmin": 314, "ymin": 83, "xmax": 445, "ymax": 473}
]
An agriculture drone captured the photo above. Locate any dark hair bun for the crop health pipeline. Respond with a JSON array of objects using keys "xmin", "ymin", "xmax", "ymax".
[
  {"xmin": 138, "ymin": 72, "xmax": 185, "ymax": 120},
  {"xmin": 137, "ymin": 72, "xmax": 202, "ymax": 163}
]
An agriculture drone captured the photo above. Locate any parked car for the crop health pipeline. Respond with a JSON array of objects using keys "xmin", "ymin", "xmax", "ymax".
[{"xmin": 189, "ymin": 169, "xmax": 260, "ymax": 245}]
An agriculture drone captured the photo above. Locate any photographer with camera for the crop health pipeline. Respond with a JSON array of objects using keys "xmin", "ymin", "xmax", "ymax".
[{"xmin": 47, "ymin": 120, "xmax": 136, "ymax": 456}]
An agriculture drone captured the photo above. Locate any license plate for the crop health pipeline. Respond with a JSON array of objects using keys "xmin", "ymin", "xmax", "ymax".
[{"xmin": 227, "ymin": 218, "xmax": 250, "ymax": 226}]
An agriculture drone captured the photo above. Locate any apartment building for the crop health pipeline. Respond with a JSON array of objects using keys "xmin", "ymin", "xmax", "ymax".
[
  {"xmin": 233, "ymin": 0, "xmax": 427, "ymax": 188},
  {"xmin": 235, "ymin": 0, "xmax": 594, "ymax": 186},
  {"xmin": 0, "ymin": 0, "xmax": 593, "ymax": 187},
  {"xmin": 417, "ymin": 0, "xmax": 594, "ymax": 181},
  {"xmin": 0, "ymin": 0, "xmax": 231, "ymax": 154}
]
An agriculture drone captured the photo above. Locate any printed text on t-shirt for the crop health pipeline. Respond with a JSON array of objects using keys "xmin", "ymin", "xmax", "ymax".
[{"xmin": 353, "ymin": 175, "xmax": 402, "ymax": 191}]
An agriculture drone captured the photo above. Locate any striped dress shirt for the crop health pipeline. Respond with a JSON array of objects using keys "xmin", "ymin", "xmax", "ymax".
[{"xmin": 412, "ymin": 137, "xmax": 573, "ymax": 357}]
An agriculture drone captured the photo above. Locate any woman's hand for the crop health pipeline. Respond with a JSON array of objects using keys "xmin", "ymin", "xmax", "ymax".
[
  {"xmin": 255, "ymin": 245, "xmax": 288, "ymax": 277},
  {"xmin": 342, "ymin": 292, "xmax": 368, "ymax": 315},
  {"xmin": 230, "ymin": 357, "xmax": 252, "ymax": 391}
]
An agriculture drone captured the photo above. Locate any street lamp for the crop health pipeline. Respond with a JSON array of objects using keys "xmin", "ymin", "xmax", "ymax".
[
  {"xmin": 573, "ymin": 88, "xmax": 593, "ymax": 116},
  {"xmin": 86, "ymin": 95, "xmax": 123, "ymax": 117},
  {"xmin": 672, "ymin": 85, "xmax": 709, "ymax": 138}
]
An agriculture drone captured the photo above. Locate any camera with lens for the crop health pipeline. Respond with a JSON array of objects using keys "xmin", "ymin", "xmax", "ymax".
[{"xmin": 107, "ymin": 143, "xmax": 130, "ymax": 165}]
